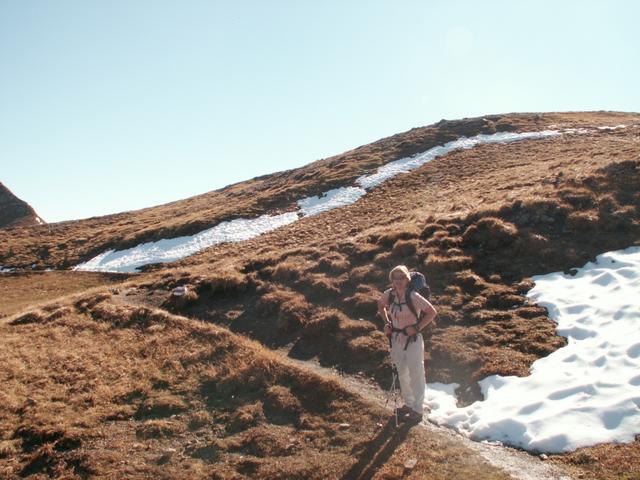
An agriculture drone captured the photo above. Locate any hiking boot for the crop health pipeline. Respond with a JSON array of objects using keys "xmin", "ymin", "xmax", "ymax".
[
  {"xmin": 404, "ymin": 409, "xmax": 423, "ymax": 423},
  {"xmin": 394, "ymin": 405, "xmax": 412, "ymax": 417}
]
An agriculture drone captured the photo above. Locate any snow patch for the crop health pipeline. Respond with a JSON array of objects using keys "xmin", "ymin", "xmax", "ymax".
[
  {"xmin": 298, "ymin": 186, "xmax": 367, "ymax": 217},
  {"xmin": 356, "ymin": 130, "xmax": 562, "ymax": 189},
  {"xmin": 424, "ymin": 382, "xmax": 461, "ymax": 414},
  {"xmin": 73, "ymin": 212, "xmax": 299, "ymax": 273},
  {"xmin": 598, "ymin": 124, "xmax": 627, "ymax": 130},
  {"xmin": 73, "ymin": 125, "xmax": 627, "ymax": 273},
  {"xmin": 424, "ymin": 246, "xmax": 640, "ymax": 453}
]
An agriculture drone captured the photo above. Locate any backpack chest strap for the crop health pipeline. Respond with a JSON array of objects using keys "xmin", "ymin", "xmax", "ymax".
[{"xmin": 388, "ymin": 289, "xmax": 419, "ymax": 320}]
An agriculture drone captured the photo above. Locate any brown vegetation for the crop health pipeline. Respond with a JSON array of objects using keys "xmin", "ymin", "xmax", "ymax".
[
  {"xmin": 1, "ymin": 111, "xmax": 637, "ymax": 271},
  {"xmin": 1, "ymin": 111, "xmax": 640, "ymax": 478},
  {"xmin": 0, "ymin": 271, "xmax": 129, "ymax": 318},
  {"xmin": 0, "ymin": 296, "xmax": 511, "ymax": 479}
]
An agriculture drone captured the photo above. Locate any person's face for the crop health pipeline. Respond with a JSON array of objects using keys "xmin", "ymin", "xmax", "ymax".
[{"xmin": 391, "ymin": 273, "xmax": 409, "ymax": 288}]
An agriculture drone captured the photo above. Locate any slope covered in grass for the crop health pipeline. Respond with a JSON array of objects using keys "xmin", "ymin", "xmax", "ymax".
[
  {"xmin": 0, "ymin": 294, "xmax": 511, "ymax": 479},
  {"xmin": 120, "ymin": 116, "xmax": 640, "ymax": 405},
  {"xmin": 1, "ymin": 111, "xmax": 637, "ymax": 271},
  {"xmin": 1, "ymin": 110, "xmax": 640, "ymax": 479},
  {"xmin": 0, "ymin": 271, "xmax": 131, "ymax": 319}
]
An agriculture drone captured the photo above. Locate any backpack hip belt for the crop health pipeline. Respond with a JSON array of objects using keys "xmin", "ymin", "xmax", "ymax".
[{"xmin": 390, "ymin": 323, "xmax": 419, "ymax": 351}]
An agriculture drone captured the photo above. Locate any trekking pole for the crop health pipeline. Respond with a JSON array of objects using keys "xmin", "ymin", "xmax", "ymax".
[
  {"xmin": 384, "ymin": 363, "xmax": 399, "ymax": 427},
  {"xmin": 383, "ymin": 326, "xmax": 400, "ymax": 428}
]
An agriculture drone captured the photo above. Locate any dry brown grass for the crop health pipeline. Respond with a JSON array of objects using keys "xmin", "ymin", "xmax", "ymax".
[
  {"xmin": 161, "ymin": 286, "xmax": 199, "ymax": 312},
  {"xmin": 0, "ymin": 297, "xmax": 511, "ymax": 479},
  {"xmin": 315, "ymin": 251, "xmax": 350, "ymax": 274},
  {"xmin": 255, "ymin": 287, "xmax": 313, "ymax": 334},
  {"xmin": 2, "ymin": 111, "xmax": 640, "ymax": 478},
  {"xmin": 136, "ymin": 122, "xmax": 640, "ymax": 406},
  {"xmin": 0, "ymin": 270, "xmax": 130, "ymax": 318},
  {"xmin": 550, "ymin": 439, "xmax": 640, "ymax": 480},
  {"xmin": 2, "ymin": 111, "xmax": 637, "ymax": 271}
]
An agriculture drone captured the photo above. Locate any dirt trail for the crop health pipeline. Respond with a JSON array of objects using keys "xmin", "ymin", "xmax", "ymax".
[{"xmin": 274, "ymin": 349, "xmax": 574, "ymax": 480}]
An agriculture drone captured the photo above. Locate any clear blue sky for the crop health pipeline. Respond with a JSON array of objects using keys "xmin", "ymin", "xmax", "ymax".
[{"xmin": 1, "ymin": 1, "xmax": 638, "ymax": 222}]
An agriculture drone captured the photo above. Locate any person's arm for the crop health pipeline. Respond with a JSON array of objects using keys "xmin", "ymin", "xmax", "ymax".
[
  {"xmin": 377, "ymin": 295, "xmax": 389, "ymax": 321},
  {"xmin": 377, "ymin": 291, "xmax": 392, "ymax": 335},
  {"xmin": 409, "ymin": 291, "xmax": 437, "ymax": 333}
]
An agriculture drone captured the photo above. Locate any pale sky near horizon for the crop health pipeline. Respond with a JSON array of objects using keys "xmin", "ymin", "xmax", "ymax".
[{"xmin": 1, "ymin": 1, "xmax": 638, "ymax": 223}]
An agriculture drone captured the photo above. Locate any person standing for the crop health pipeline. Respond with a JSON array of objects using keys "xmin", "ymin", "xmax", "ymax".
[{"xmin": 377, "ymin": 265, "xmax": 437, "ymax": 422}]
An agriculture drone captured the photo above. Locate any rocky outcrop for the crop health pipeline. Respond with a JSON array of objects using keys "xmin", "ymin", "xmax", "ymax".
[{"xmin": 0, "ymin": 182, "xmax": 44, "ymax": 228}]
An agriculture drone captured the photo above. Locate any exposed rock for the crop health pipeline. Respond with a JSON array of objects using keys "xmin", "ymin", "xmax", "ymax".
[{"xmin": 0, "ymin": 182, "xmax": 44, "ymax": 229}]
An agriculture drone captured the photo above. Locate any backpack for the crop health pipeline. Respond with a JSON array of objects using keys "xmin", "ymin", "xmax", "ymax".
[
  {"xmin": 409, "ymin": 271, "xmax": 430, "ymax": 299},
  {"xmin": 387, "ymin": 270, "xmax": 431, "ymax": 322}
]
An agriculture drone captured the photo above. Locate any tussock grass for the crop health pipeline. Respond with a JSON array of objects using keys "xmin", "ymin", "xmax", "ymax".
[
  {"xmin": 0, "ymin": 271, "xmax": 130, "ymax": 319},
  {"xmin": 157, "ymin": 155, "xmax": 639, "ymax": 409},
  {"xmin": 0, "ymin": 297, "xmax": 512, "ymax": 479},
  {"xmin": 2, "ymin": 111, "xmax": 640, "ymax": 478}
]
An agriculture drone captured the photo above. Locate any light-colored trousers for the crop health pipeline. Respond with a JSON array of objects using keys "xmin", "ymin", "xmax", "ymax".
[{"xmin": 390, "ymin": 332, "xmax": 426, "ymax": 414}]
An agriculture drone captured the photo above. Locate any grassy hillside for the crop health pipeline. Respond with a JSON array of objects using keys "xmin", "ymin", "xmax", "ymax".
[
  {"xmin": 1, "ymin": 111, "xmax": 637, "ymax": 270},
  {"xmin": 119, "ymin": 112, "xmax": 640, "ymax": 405},
  {"xmin": 0, "ymin": 292, "xmax": 511, "ymax": 479},
  {"xmin": 1, "ymin": 111, "xmax": 640, "ymax": 479}
]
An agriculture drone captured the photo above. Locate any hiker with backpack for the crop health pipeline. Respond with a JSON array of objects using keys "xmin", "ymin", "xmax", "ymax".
[{"xmin": 378, "ymin": 265, "xmax": 437, "ymax": 422}]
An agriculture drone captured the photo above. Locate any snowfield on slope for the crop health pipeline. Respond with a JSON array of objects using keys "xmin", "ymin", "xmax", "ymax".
[
  {"xmin": 425, "ymin": 245, "xmax": 640, "ymax": 453},
  {"xmin": 73, "ymin": 125, "xmax": 631, "ymax": 273},
  {"xmin": 73, "ymin": 212, "xmax": 299, "ymax": 273},
  {"xmin": 74, "ymin": 128, "xmax": 576, "ymax": 273}
]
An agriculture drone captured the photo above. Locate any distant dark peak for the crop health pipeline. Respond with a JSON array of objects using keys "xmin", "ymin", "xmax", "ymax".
[{"xmin": 0, "ymin": 182, "xmax": 44, "ymax": 229}]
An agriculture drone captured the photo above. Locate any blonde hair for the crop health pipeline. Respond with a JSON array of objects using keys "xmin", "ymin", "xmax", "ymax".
[{"xmin": 389, "ymin": 265, "xmax": 411, "ymax": 283}]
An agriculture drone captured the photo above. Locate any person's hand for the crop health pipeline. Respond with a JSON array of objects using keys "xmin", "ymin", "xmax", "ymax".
[
  {"xmin": 384, "ymin": 323, "xmax": 392, "ymax": 337},
  {"xmin": 405, "ymin": 325, "xmax": 418, "ymax": 336}
]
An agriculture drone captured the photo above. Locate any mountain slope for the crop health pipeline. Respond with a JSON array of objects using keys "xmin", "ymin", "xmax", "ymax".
[
  {"xmin": 1, "ymin": 110, "xmax": 640, "ymax": 479},
  {"xmin": 1, "ymin": 111, "xmax": 637, "ymax": 270},
  {"xmin": 121, "ymin": 117, "xmax": 639, "ymax": 404},
  {"xmin": 0, "ymin": 182, "xmax": 44, "ymax": 229},
  {"xmin": 0, "ymin": 291, "xmax": 515, "ymax": 479}
]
